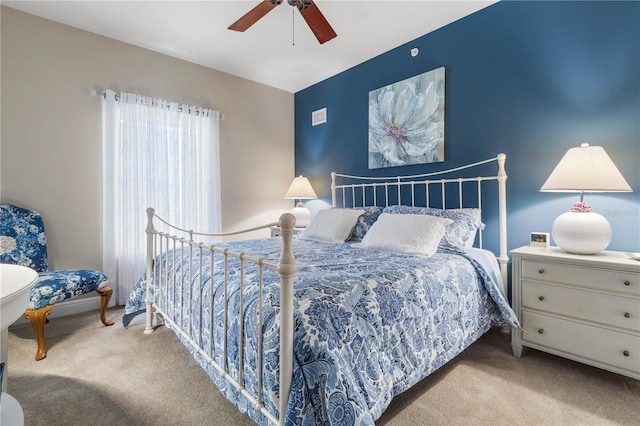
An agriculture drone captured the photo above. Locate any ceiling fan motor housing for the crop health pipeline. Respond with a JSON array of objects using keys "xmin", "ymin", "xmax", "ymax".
[{"xmin": 288, "ymin": 0, "xmax": 314, "ymax": 10}]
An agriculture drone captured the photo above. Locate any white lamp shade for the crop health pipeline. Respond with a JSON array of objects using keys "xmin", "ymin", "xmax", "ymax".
[
  {"xmin": 285, "ymin": 176, "xmax": 317, "ymax": 199},
  {"xmin": 540, "ymin": 144, "xmax": 632, "ymax": 193}
]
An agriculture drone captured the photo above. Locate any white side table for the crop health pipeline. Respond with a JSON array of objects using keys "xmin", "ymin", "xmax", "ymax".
[
  {"xmin": 0, "ymin": 263, "xmax": 38, "ymax": 426},
  {"xmin": 510, "ymin": 246, "xmax": 640, "ymax": 379},
  {"xmin": 1, "ymin": 393, "xmax": 24, "ymax": 426},
  {"xmin": 1, "ymin": 264, "xmax": 39, "ymax": 328}
]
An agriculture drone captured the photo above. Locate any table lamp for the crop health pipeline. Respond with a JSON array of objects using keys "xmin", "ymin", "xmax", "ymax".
[
  {"xmin": 540, "ymin": 143, "xmax": 632, "ymax": 254},
  {"xmin": 284, "ymin": 176, "xmax": 317, "ymax": 227}
]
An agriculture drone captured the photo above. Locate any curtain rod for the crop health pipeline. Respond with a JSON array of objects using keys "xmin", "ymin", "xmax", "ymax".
[{"xmin": 92, "ymin": 89, "xmax": 226, "ymax": 120}]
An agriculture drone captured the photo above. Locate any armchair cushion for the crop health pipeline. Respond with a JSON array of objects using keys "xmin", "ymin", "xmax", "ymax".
[{"xmin": 29, "ymin": 270, "xmax": 109, "ymax": 310}]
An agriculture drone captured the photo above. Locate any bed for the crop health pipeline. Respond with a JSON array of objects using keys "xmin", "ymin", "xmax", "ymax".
[{"xmin": 124, "ymin": 153, "xmax": 519, "ymax": 425}]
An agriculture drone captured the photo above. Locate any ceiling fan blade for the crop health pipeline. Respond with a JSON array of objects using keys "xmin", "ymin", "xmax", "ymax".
[
  {"xmin": 298, "ymin": 2, "xmax": 337, "ymax": 44},
  {"xmin": 228, "ymin": 1, "xmax": 279, "ymax": 32}
]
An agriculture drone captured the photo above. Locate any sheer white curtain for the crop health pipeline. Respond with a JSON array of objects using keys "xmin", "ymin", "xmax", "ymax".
[{"xmin": 101, "ymin": 90, "xmax": 222, "ymax": 304}]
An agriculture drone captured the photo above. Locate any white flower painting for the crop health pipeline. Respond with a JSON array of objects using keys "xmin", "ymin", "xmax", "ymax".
[{"xmin": 368, "ymin": 67, "xmax": 445, "ymax": 169}]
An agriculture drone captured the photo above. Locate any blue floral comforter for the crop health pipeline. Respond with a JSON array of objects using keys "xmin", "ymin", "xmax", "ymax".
[{"xmin": 124, "ymin": 238, "xmax": 518, "ymax": 425}]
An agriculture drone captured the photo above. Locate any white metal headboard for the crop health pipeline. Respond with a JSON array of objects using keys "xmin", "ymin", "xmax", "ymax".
[{"xmin": 330, "ymin": 153, "xmax": 508, "ymax": 294}]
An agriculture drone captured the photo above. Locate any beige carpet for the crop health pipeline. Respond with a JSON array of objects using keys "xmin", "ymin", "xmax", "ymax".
[{"xmin": 6, "ymin": 307, "xmax": 639, "ymax": 426}]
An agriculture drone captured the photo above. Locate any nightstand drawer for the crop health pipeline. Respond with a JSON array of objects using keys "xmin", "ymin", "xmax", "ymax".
[
  {"xmin": 522, "ymin": 311, "xmax": 640, "ymax": 375},
  {"xmin": 521, "ymin": 260, "xmax": 640, "ymax": 296},
  {"xmin": 522, "ymin": 281, "xmax": 640, "ymax": 332}
]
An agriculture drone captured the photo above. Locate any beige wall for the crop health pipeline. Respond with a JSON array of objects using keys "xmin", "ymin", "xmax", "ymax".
[{"xmin": 1, "ymin": 6, "xmax": 294, "ymax": 273}]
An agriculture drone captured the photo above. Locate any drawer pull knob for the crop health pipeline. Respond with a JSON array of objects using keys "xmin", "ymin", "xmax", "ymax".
[
  {"xmin": 538, "ymin": 296, "xmax": 545, "ymax": 301},
  {"xmin": 624, "ymin": 281, "xmax": 630, "ymax": 286},
  {"xmin": 538, "ymin": 329, "xmax": 544, "ymax": 334},
  {"xmin": 623, "ymin": 350, "xmax": 629, "ymax": 357},
  {"xmin": 538, "ymin": 269, "xmax": 545, "ymax": 274},
  {"xmin": 624, "ymin": 312, "xmax": 631, "ymax": 319}
]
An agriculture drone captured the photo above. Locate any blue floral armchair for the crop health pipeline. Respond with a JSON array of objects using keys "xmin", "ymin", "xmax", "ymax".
[{"xmin": 0, "ymin": 203, "xmax": 113, "ymax": 360}]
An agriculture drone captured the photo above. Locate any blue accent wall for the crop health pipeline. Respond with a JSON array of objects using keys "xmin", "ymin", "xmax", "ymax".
[{"xmin": 294, "ymin": 0, "xmax": 640, "ymax": 254}]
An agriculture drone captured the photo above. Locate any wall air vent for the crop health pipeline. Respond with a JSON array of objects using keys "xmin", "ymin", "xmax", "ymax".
[{"xmin": 312, "ymin": 107, "xmax": 327, "ymax": 126}]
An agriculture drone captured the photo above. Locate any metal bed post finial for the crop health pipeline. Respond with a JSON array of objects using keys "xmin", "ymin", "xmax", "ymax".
[
  {"xmin": 277, "ymin": 212, "xmax": 296, "ymax": 425},
  {"xmin": 144, "ymin": 207, "xmax": 156, "ymax": 335}
]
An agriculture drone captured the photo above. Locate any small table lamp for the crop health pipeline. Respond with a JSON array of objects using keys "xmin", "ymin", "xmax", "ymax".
[
  {"xmin": 540, "ymin": 143, "xmax": 633, "ymax": 254},
  {"xmin": 284, "ymin": 176, "xmax": 317, "ymax": 227}
]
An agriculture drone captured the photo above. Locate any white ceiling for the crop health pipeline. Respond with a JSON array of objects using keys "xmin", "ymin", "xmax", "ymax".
[{"xmin": 3, "ymin": 0, "xmax": 497, "ymax": 93}]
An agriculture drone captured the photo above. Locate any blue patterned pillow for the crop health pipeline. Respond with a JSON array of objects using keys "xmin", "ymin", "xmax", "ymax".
[
  {"xmin": 346, "ymin": 206, "xmax": 383, "ymax": 242},
  {"xmin": 382, "ymin": 205, "xmax": 484, "ymax": 249}
]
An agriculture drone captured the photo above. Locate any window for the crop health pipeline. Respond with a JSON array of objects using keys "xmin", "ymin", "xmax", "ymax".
[{"xmin": 101, "ymin": 90, "xmax": 221, "ymax": 304}]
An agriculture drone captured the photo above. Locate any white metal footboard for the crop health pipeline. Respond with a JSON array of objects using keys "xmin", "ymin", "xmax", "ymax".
[{"xmin": 143, "ymin": 209, "xmax": 296, "ymax": 425}]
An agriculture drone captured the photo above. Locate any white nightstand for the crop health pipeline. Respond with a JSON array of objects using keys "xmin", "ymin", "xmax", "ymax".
[
  {"xmin": 270, "ymin": 226, "xmax": 305, "ymax": 238},
  {"xmin": 510, "ymin": 246, "xmax": 640, "ymax": 379}
]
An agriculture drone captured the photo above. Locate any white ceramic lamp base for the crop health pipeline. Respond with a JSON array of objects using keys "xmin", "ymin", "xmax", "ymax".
[
  {"xmin": 290, "ymin": 204, "xmax": 311, "ymax": 228},
  {"xmin": 551, "ymin": 211, "xmax": 611, "ymax": 255}
]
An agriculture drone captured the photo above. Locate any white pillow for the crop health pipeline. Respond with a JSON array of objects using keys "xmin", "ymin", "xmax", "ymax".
[
  {"xmin": 299, "ymin": 208, "xmax": 365, "ymax": 243},
  {"xmin": 355, "ymin": 213, "xmax": 453, "ymax": 257}
]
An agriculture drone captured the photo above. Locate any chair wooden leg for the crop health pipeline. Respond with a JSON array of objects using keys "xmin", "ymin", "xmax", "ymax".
[
  {"xmin": 24, "ymin": 305, "xmax": 55, "ymax": 361},
  {"xmin": 97, "ymin": 287, "xmax": 115, "ymax": 326}
]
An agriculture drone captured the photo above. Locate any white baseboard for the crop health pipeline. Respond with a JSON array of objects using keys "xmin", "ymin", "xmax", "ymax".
[{"xmin": 11, "ymin": 296, "xmax": 112, "ymax": 327}]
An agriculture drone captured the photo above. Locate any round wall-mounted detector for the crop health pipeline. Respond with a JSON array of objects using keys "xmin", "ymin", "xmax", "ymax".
[{"xmin": 410, "ymin": 48, "xmax": 419, "ymax": 57}]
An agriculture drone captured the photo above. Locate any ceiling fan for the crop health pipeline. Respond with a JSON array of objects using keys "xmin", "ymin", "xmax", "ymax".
[{"xmin": 228, "ymin": 0, "xmax": 337, "ymax": 45}]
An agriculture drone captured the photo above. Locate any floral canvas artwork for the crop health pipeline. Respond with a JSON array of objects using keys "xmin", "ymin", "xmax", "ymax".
[{"xmin": 368, "ymin": 67, "xmax": 445, "ymax": 169}]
